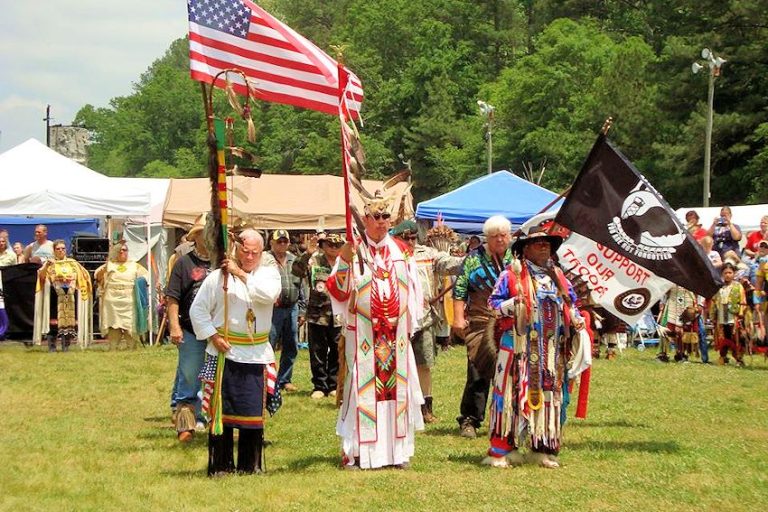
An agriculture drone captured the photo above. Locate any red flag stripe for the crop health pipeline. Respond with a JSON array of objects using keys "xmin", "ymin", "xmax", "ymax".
[
  {"xmin": 187, "ymin": 0, "xmax": 363, "ymax": 117},
  {"xmin": 189, "ymin": 30, "xmax": 335, "ymax": 89},
  {"xmin": 189, "ymin": 54, "xmax": 362, "ymax": 113}
]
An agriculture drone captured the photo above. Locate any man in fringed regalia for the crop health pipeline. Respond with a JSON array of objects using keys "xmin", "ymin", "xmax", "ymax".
[
  {"xmin": 327, "ymin": 194, "xmax": 425, "ymax": 470},
  {"xmin": 483, "ymin": 226, "xmax": 591, "ymax": 468},
  {"xmin": 33, "ymin": 239, "xmax": 92, "ymax": 351},
  {"xmin": 711, "ymin": 261, "xmax": 747, "ymax": 366},
  {"xmin": 657, "ymin": 285, "xmax": 701, "ymax": 363},
  {"xmin": 391, "ymin": 219, "xmax": 462, "ymax": 423},
  {"xmin": 190, "ymin": 229, "xmax": 282, "ymax": 476}
]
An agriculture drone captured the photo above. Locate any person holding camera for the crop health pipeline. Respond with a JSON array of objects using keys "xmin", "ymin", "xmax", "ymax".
[{"xmin": 707, "ymin": 206, "xmax": 742, "ymax": 260}]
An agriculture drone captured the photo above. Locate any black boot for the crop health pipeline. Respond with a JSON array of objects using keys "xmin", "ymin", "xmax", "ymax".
[
  {"xmin": 208, "ymin": 427, "xmax": 235, "ymax": 477},
  {"xmin": 236, "ymin": 429, "xmax": 264, "ymax": 474}
]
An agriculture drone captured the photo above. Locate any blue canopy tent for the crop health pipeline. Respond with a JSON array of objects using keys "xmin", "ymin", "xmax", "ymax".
[
  {"xmin": 415, "ymin": 171, "xmax": 563, "ymax": 233},
  {"xmin": 0, "ymin": 216, "xmax": 99, "ymax": 252}
]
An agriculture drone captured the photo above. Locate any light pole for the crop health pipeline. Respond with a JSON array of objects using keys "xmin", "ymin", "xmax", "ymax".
[
  {"xmin": 477, "ymin": 100, "xmax": 494, "ymax": 175},
  {"xmin": 692, "ymin": 48, "xmax": 726, "ymax": 207}
]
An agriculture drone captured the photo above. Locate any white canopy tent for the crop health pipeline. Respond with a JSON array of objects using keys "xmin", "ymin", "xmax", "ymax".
[
  {"xmin": 675, "ymin": 204, "xmax": 768, "ymax": 238},
  {"xmin": 0, "ymin": 138, "xmax": 156, "ymax": 344},
  {"xmin": 0, "ymin": 139, "xmax": 151, "ymax": 216}
]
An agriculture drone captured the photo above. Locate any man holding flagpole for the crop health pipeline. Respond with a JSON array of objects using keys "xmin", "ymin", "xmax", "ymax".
[
  {"xmin": 190, "ymin": 229, "xmax": 281, "ymax": 476},
  {"xmin": 327, "ymin": 194, "xmax": 425, "ymax": 470}
]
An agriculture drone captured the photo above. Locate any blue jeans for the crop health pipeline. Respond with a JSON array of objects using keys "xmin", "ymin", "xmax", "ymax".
[
  {"xmin": 173, "ymin": 329, "xmax": 207, "ymax": 420},
  {"xmin": 269, "ymin": 304, "xmax": 298, "ymax": 388},
  {"xmin": 698, "ymin": 316, "xmax": 709, "ymax": 363}
]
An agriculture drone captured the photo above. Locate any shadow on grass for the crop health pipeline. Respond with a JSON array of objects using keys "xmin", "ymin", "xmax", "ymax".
[
  {"xmin": 421, "ymin": 425, "xmax": 488, "ymax": 438},
  {"xmin": 740, "ymin": 363, "xmax": 768, "ymax": 372},
  {"xmin": 568, "ymin": 419, "xmax": 649, "ymax": 428},
  {"xmin": 160, "ymin": 468, "xmax": 207, "ymax": 478},
  {"xmin": 144, "ymin": 415, "xmax": 171, "ymax": 423},
  {"xmin": 446, "ymin": 452, "xmax": 484, "ymax": 465},
  {"xmin": 273, "ymin": 454, "xmax": 340, "ymax": 472},
  {"xmin": 567, "ymin": 440, "xmax": 680, "ymax": 453}
]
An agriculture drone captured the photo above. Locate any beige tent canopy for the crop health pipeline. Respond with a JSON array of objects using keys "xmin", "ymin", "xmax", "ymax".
[{"xmin": 162, "ymin": 174, "xmax": 412, "ymax": 230}]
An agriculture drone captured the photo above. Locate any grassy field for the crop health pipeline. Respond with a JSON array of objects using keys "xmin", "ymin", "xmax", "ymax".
[{"xmin": 1, "ymin": 341, "xmax": 766, "ymax": 512}]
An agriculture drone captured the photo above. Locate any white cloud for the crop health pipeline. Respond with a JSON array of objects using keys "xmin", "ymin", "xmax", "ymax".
[{"xmin": 0, "ymin": 1, "xmax": 189, "ymax": 153}]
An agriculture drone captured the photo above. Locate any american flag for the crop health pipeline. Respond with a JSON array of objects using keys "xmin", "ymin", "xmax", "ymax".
[
  {"xmin": 187, "ymin": 0, "xmax": 363, "ymax": 117},
  {"xmin": 266, "ymin": 362, "xmax": 277, "ymax": 395}
]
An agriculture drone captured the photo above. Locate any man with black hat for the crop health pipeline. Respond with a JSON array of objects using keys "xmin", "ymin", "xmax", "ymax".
[
  {"xmin": 165, "ymin": 216, "xmax": 212, "ymax": 442},
  {"xmin": 482, "ymin": 224, "xmax": 589, "ymax": 468},
  {"xmin": 391, "ymin": 219, "xmax": 462, "ymax": 423},
  {"xmin": 292, "ymin": 232, "xmax": 345, "ymax": 399},
  {"xmin": 267, "ymin": 228, "xmax": 304, "ymax": 392}
]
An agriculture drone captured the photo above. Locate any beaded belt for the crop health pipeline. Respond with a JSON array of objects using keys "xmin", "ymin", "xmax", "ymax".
[{"xmin": 215, "ymin": 328, "xmax": 269, "ymax": 345}]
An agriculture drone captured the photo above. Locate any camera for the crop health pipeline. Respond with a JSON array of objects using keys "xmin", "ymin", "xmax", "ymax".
[{"xmin": 717, "ymin": 216, "xmax": 727, "ymax": 225}]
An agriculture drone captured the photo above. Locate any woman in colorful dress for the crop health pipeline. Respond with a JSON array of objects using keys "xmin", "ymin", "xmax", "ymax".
[
  {"xmin": 33, "ymin": 239, "xmax": 93, "ymax": 351},
  {"xmin": 94, "ymin": 241, "xmax": 149, "ymax": 350}
]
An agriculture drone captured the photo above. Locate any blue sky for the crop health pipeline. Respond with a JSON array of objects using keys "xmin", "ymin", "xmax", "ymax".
[{"xmin": 0, "ymin": 2, "xmax": 189, "ymax": 154}]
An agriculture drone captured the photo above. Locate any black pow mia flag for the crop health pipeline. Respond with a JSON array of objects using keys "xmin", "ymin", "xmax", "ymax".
[{"xmin": 555, "ymin": 134, "xmax": 722, "ymax": 299}]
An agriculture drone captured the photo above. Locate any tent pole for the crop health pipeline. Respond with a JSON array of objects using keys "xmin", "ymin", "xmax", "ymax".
[{"xmin": 146, "ymin": 216, "xmax": 154, "ymax": 346}]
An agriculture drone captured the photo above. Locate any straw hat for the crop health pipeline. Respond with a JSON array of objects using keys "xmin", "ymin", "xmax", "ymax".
[{"xmin": 186, "ymin": 213, "xmax": 207, "ymax": 243}]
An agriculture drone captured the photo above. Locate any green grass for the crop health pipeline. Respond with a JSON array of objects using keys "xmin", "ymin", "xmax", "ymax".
[{"xmin": 1, "ymin": 342, "xmax": 766, "ymax": 511}]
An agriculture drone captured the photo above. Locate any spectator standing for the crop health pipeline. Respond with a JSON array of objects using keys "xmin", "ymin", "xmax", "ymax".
[
  {"xmin": 744, "ymin": 215, "xmax": 768, "ymax": 258},
  {"xmin": 12, "ymin": 242, "xmax": 26, "ymax": 264},
  {"xmin": 452, "ymin": 215, "xmax": 514, "ymax": 438},
  {"xmin": 165, "ymin": 220, "xmax": 211, "ymax": 442},
  {"xmin": 23, "ymin": 224, "xmax": 55, "ymax": 263},
  {"xmin": 700, "ymin": 236, "xmax": 723, "ymax": 270},
  {"xmin": 708, "ymin": 206, "xmax": 742, "ymax": 259},
  {"xmin": 94, "ymin": 241, "xmax": 149, "ymax": 350},
  {"xmin": 292, "ymin": 232, "xmax": 344, "ymax": 399},
  {"xmin": 0, "ymin": 234, "xmax": 17, "ymax": 267},
  {"xmin": 684, "ymin": 210, "xmax": 709, "ymax": 241},
  {"xmin": 267, "ymin": 229, "xmax": 303, "ymax": 392}
]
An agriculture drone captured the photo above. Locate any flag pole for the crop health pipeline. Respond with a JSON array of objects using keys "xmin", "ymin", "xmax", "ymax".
[
  {"xmin": 334, "ymin": 49, "xmax": 355, "ymax": 244},
  {"xmin": 201, "ymin": 78, "xmax": 232, "ymax": 436}
]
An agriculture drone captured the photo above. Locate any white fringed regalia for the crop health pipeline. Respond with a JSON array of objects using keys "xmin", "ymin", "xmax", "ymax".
[{"xmin": 327, "ymin": 235, "xmax": 424, "ymax": 469}]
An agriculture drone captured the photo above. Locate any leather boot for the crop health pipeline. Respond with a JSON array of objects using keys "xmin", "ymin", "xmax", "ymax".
[{"xmin": 422, "ymin": 396, "xmax": 438, "ymax": 423}]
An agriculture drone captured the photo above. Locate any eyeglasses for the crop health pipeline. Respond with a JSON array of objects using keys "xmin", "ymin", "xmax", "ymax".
[
  {"xmin": 404, "ymin": 235, "xmax": 418, "ymax": 241},
  {"xmin": 370, "ymin": 212, "xmax": 391, "ymax": 221},
  {"xmin": 275, "ymin": 239, "xmax": 289, "ymax": 244}
]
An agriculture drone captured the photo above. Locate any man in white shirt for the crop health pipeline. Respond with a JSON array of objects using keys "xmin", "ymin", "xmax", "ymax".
[
  {"xmin": 23, "ymin": 224, "xmax": 54, "ymax": 263},
  {"xmin": 190, "ymin": 229, "xmax": 281, "ymax": 476}
]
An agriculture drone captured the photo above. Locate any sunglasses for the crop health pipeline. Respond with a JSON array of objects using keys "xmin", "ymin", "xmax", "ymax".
[
  {"xmin": 370, "ymin": 212, "xmax": 391, "ymax": 221},
  {"xmin": 404, "ymin": 234, "xmax": 418, "ymax": 240}
]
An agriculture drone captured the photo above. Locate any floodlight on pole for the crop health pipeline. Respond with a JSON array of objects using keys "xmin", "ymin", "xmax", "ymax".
[
  {"xmin": 477, "ymin": 100, "xmax": 495, "ymax": 175},
  {"xmin": 691, "ymin": 48, "xmax": 726, "ymax": 207}
]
